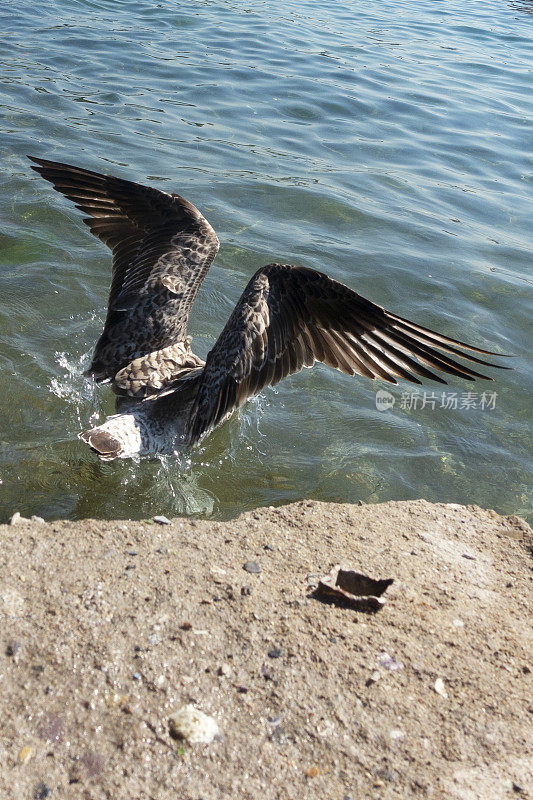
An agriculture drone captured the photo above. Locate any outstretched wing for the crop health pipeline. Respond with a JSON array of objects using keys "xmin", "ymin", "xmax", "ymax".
[
  {"xmin": 28, "ymin": 157, "xmax": 219, "ymax": 381},
  {"xmin": 187, "ymin": 263, "xmax": 509, "ymax": 443}
]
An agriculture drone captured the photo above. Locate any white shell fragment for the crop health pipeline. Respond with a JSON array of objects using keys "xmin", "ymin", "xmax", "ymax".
[
  {"xmin": 434, "ymin": 678, "xmax": 448, "ymax": 698},
  {"xmin": 168, "ymin": 704, "xmax": 219, "ymax": 744}
]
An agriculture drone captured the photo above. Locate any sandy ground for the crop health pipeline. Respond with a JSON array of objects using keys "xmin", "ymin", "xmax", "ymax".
[{"xmin": 0, "ymin": 499, "xmax": 531, "ymax": 800}]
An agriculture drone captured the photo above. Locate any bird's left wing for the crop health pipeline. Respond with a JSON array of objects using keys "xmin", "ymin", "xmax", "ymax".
[{"xmin": 186, "ymin": 263, "xmax": 509, "ymax": 444}]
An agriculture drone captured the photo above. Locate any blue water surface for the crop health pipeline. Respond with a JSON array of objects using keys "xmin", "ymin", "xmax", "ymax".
[{"xmin": 0, "ymin": 0, "xmax": 531, "ymax": 520}]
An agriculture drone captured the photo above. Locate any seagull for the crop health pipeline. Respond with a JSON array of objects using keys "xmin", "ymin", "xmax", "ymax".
[{"xmin": 29, "ymin": 156, "xmax": 509, "ymax": 461}]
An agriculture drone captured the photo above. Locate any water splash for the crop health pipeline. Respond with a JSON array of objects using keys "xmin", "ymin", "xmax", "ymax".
[
  {"xmin": 49, "ymin": 351, "xmax": 93, "ymax": 401},
  {"xmin": 49, "ymin": 350, "xmax": 100, "ymax": 431}
]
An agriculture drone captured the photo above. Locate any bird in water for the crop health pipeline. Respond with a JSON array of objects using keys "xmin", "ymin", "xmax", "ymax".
[{"xmin": 29, "ymin": 156, "xmax": 508, "ymax": 461}]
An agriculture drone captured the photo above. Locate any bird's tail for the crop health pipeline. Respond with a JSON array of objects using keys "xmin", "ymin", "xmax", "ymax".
[{"xmin": 79, "ymin": 413, "xmax": 143, "ymax": 461}]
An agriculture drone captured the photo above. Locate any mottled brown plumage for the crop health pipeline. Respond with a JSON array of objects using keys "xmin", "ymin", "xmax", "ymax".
[
  {"xmin": 29, "ymin": 156, "xmax": 219, "ymax": 387},
  {"xmin": 30, "ymin": 157, "xmax": 509, "ymax": 459}
]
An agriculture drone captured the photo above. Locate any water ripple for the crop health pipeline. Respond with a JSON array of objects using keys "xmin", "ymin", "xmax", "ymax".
[{"xmin": 0, "ymin": 0, "xmax": 531, "ymax": 521}]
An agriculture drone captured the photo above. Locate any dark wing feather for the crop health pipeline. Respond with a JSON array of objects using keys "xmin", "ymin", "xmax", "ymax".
[
  {"xmin": 187, "ymin": 263, "xmax": 509, "ymax": 444},
  {"xmin": 28, "ymin": 157, "xmax": 219, "ymax": 380}
]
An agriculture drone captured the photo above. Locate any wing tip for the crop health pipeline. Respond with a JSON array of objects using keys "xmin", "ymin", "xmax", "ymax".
[
  {"xmin": 27, "ymin": 155, "xmax": 57, "ymax": 171},
  {"xmin": 391, "ymin": 312, "xmax": 514, "ymax": 359},
  {"xmin": 28, "ymin": 155, "xmax": 45, "ymax": 174}
]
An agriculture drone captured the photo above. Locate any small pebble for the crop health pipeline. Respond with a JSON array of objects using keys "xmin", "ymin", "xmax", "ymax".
[
  {"xmin": 243, "ymin": 561, "xmax": 261, "ymax": 574},
  {"xmin": 126, "ymin": 550, "xmax": 138, "ymax": 556},
  {"xmin": 378, "ymin": 652, "xmax": 403, "ymax": 671},
  {"xmin": 153, "ymin": 515, "xmax": 170, "ymax": 525},
  {"xmin": 17, "ymin": 745, "xmax": 32, "ymax": 764},
  {"xmin": 38, "ymin": 713, "xmax": 63, "ymax": 742},
  {"xmin": 306, "ymin": 766, "xmax": 320, "ymax": 778},
  {"xmin": 132, "ymin": 672, "xmax": 141, "ymax": 681},
  {"xmin": 34, "ymin": 783, "xmax": 52, "ymax": 799},
  {"xmin": 268, "ymin": 647, "xmax": 284, "ymax": 659},
  {"xmin": 264, "ymin": 544, "xmax": 275, "ymax": 551},
  {"xmin": 389, "ymin": 729, "xmax": 405, "ymax": 740},
  {"xmin": 105, "ymin": 692, "xmax": 129, "ymax": 709},
  {"xmin": 81, "ymin": 750, "xmax": 106, "ymax": 778},
  {"xmin": 366, "ymin": 670, "xmax": 381, "ymax": 686},
  {"xmin": 6, "ymin": 640, "xmax": 22, "ymax": 656},
  {"xmin": 376, "ymin": 767, "xmax": 396, "ymax": 782},
  {"xmin": 217, "ymin": 664, "xmax": 231, "ymax": 676},
  {"xmin": 147, "ymin": 632, "xmax": 160, "ymax": 646},
  {"xmin": 168, "ymin": 705, "xmax": 219, "ymax": 744},
  {"xmin": 434, "ymin": 678, "xmax": 448, "ymax": 698},
  {"xmin": 269, "ymin": 725, "xmax": 287, "ymax": 744}
]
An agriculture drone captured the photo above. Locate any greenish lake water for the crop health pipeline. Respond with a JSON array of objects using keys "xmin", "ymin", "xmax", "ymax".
[{"xmin": 1, "ymin": 0, "xmax": 531, "ymax": 521}]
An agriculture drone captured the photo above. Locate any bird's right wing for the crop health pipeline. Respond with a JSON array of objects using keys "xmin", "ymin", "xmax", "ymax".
[
  {"xmin": 29, "ymin": 157, "xmax": 219, "ymax": 381},
  {"xmin": 186, "ymin": 263, "xmax": 509, "ymax": 444}
]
